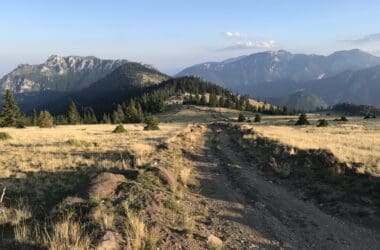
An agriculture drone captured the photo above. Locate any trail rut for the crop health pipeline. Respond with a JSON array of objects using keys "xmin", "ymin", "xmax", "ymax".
[{"xmin": 190, "ymin": 125, "xmax": 379, "ymax": 249}]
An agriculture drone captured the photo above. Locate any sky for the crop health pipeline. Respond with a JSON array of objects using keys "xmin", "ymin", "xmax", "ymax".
[{"xmin": 1, "ymin": 0, "xmax": 380, "ymax": 76}]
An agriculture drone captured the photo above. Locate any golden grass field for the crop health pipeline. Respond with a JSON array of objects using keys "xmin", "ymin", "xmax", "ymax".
[
  {"xmin": 251, "ymin": 119, "xmax": 380, "ymax": 176},
  {"xmin": 0, "ymin": 106, "xmax": 379, "ymax": 249}
]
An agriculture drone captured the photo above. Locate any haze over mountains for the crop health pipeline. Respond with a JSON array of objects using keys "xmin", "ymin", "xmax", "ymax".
[{"xmin": 177, "ymin": 49, "xmax": 380, "ymax": 107}]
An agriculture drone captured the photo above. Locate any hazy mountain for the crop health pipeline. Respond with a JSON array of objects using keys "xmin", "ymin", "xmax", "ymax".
[
  {"xmin": 177, "ymin": 49, "xmax": 380, "ymax": 106},
  {"xmin": 0, "ymin": 55, "xmax": 128, "ymax": 93},
  {"xmin": 301, "ymin": 65, "xmax": 380, "ymax": 106},
  {"xmin": 267, "ymin": 91, "xmax": 328, "ymax": 111}
]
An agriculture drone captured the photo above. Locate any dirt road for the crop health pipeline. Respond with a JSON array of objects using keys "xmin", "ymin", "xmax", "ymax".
[{"xmin": 190, "ymin": 125, "xmax": 380, "ymax": 249}]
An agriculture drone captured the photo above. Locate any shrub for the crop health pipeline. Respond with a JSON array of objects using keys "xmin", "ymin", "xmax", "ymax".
[
  {"xmin": 0, "ymin": 132, "xmax": 11, "ymax": 140},
  {"xmin": 237, "ymin": 113, "xmax": 246, "ymax": 122},
  {"xmin": 144, "ymin": 115, "xmax": 159, "ymax": 130},
  {"xmin": 254, "ymin": 114, "xmax": 261, "ymax": 123},
  {"xmin": 340, "ymin": 116, "xmax": 348, "ymax": 122},
  {"xmin": 317, "ymin": 119, "xmax": 329, "ymax": 127},
  {"xmin": 295, "ymin": 113, "xmax": 310, "ymax": 126},
  {"xmin": 113, "ymin": 124, "xmax": 127, "ymax": 133}
]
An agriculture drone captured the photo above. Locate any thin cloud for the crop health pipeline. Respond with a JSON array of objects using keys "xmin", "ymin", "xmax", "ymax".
[
  {"xmin": 223, "ymin": 31, "xmax": 241, "ymax": 38},
  {"xmin": 221, "ymin": 31, "xmax": 276, "ymax": 51},
  {"xmin": 344, "ymin": 33, "xmax": 380, "ymax": 44}
]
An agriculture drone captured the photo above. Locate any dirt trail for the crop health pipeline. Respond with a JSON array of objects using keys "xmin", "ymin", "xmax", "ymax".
[{"xmin": 190, "ymin": 125, "xmax": 380, "ymax": 249}]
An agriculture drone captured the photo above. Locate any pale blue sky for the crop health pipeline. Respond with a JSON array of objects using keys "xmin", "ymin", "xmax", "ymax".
[{"xmin": 1, "ymin": 0, "xmax": 380, "ymax": 76}]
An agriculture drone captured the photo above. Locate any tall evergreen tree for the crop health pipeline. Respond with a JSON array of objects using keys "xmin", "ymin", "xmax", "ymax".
[
  {"xmin": 31, "ymin": 108, "xmax": 38, "ymax": 126},
  {"xmin": 67, "ymin": 100, "xmax": 80, "ymax": 124},
  {"xmin": 116, "ymin": 104, "xmax": 125, "ymax": 123},
  {"xmin": 209, "ymin": 92, "xmax": 218, "ymax": 107},
  {"xmin": 200, "ymin": 94, "xmax": 208, "ymax": 106},
  {"xmin": 0, "ymin": 90, "xmax": 21, "ymax": 127},
  {"xmin": 102, "ymin": 113, "xmax": 111, "ymax": 124},
  {"xmin": 38, "ymin": 110, "xmax": 54, "ymax": 128}
]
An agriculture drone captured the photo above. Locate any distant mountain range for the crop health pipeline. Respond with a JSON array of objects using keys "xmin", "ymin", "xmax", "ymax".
[
  {"xmin": 0, "ymin": 55, "xmax": 128, "ymax": 93},
  {"xmin": 177, "ymin": 49, "xmax": 380, "ymax": 108},
  {"xmin": 1, "ymin": 49, "xmax": 380, "ymax": 113}
]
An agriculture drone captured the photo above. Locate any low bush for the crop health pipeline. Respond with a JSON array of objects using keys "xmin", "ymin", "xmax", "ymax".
[
  {"xmin": 0, "ymin": 132, "xmax": 11, "ymax": 140},
  {"xmin": 237, "ymin": 113, "xmax": 246, "ymax": 122},
  {"xmin": 317, "ymin": 119, "xmax": 329, "ymax": 127},
  {"xmin": 295, "ymin": 113, "xmax": 310, "ymax": 126},
  {"xmin": 113, "ymin": 124, "xmax": 127, "ymax": 133},
  {"xmin": 254, "ymin": 114, "xmax": 261, "ymax": 123}
]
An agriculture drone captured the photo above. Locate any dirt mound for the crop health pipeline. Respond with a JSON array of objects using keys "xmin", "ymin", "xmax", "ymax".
[{"xmin": 88, "ymin": 172, "xmax": 126, "ymax": 200}]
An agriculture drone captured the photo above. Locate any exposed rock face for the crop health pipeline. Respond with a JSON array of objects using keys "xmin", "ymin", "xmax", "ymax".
[{"xmin": 0, "ymin": 55, "xmax": 128, "ymax": 93}]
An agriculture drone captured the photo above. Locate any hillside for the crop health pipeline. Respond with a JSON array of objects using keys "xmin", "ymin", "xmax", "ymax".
[
  {"xmin": 267, "ymin": 91, "xmax": 328, "ymax": 111},
  {"xmin": 301, "ymin": 65, "xmax": 380, "ymax": 106},
  {"xmin": 0, "ymin": 55, "xmax": 128, "ymax": 93}
]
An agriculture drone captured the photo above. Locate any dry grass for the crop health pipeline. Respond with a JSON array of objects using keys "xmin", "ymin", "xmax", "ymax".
[
  {"xmin": 251, "ymin": 121, "xmax": 380, "ymax": 175},
  {"xmin": 43, "ymin": 217, "xmax": 92, "ymax": 250},
  {"xmin": 179, "ymin": 168, "xmax": 191, "ymax": 187},
  {"xmin": 0, "ymin": 123, "xmax": 185, "ymax": 190}
]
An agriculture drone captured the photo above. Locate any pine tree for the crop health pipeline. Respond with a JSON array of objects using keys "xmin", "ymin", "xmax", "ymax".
[
  {"xmin": 218, "ymin": 96, "xmax": 225, "ymax": 107},
  {"xmin": 112, "ymin": 110, "xmax": 121, "ymax": 124},
  {"xmin": 194, "ymin": 93, "xmax": 200, "ymax": 104},
  {"xmin": 38, "ymin": 110, "xmax": 54, "ymax": 128},
  {"xmin": 209, "ymin": 92, "xmax": 218, "ymax": 107},
  {"xmin": 125, "ymin": 100, "xmax": 144, "ymax": 123},
  {"xmin": 31, "ymin": 109, "xmax": 38, "ymax": 126},
  {"xmin": 254, "ymin": 114, "xmax": 262, "ymax": 123},
  {"xmin": 135, "ymin": 102, "xmax": 144, "ymax": 123},
  {"xmin": 116, "ymin": 104, "xmax": 125, "ymax": 123},
  {"xmin": 0, "ymin": 90, "xmax": 21, "ymax": 127},
  {"xmin": 200, "ymin": 94, "xmax": 208, "ymax": 106},
  {"xmin": 102, "ymin": 113, "xmax": 111, "ymax": 124},
  {"xmin": 67, "ymin": 100, "xmax": 80, "ymax": 124},
  {"xmin": 144, "ymin": 115, "xmax": 159, "ymax": 130}
]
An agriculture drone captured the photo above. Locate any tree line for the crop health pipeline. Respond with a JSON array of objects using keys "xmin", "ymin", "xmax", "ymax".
[{"xmin": 0, "ymin": 76, "xmax": 296, "ymax": 128}]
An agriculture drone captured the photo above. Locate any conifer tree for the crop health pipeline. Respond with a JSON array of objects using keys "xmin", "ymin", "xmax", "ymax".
[
  {"xmin": 67, "ymin": 100, "xmax": 80, "ymax": 124},
  {"xmin": 200, "ymin": 94, "xmax": 208, "ymax": 106},
  {"xmin": 135, "ymin": 102, "xmax": 144, "ymax": 123},
  {"xmin": 209, "ymin": 92, "xmax": 218, "ymax": 107},
  {"xmin": 0, "ymin": 90, "xmax": 21, "ymax": 127},
  {"xmin": 102, "ymin": 113, "xmax": 111, "ymax": 124},
  {"xmin": 116, "ymin": 104, "xmax": 125, "ymax": 123},
  {"xmin": 218, "ymin": 96, "xmax": 225, "ymax": 107},
  {"xmin": 194, "ymin": 93, "xmax": 200, "ymax": 104},
  {"xmin": 31, "ymin": 109, "xmax": 38, "ymax": 126},
  {"xmin": 38, "ymin": 110, "xmax": 54, "ymax": 128}
]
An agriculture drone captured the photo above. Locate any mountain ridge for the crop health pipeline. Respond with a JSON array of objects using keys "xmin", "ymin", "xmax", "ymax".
[{"xmin": 0, "ymin": 55, "xmax": 128, "ymax": 93}]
